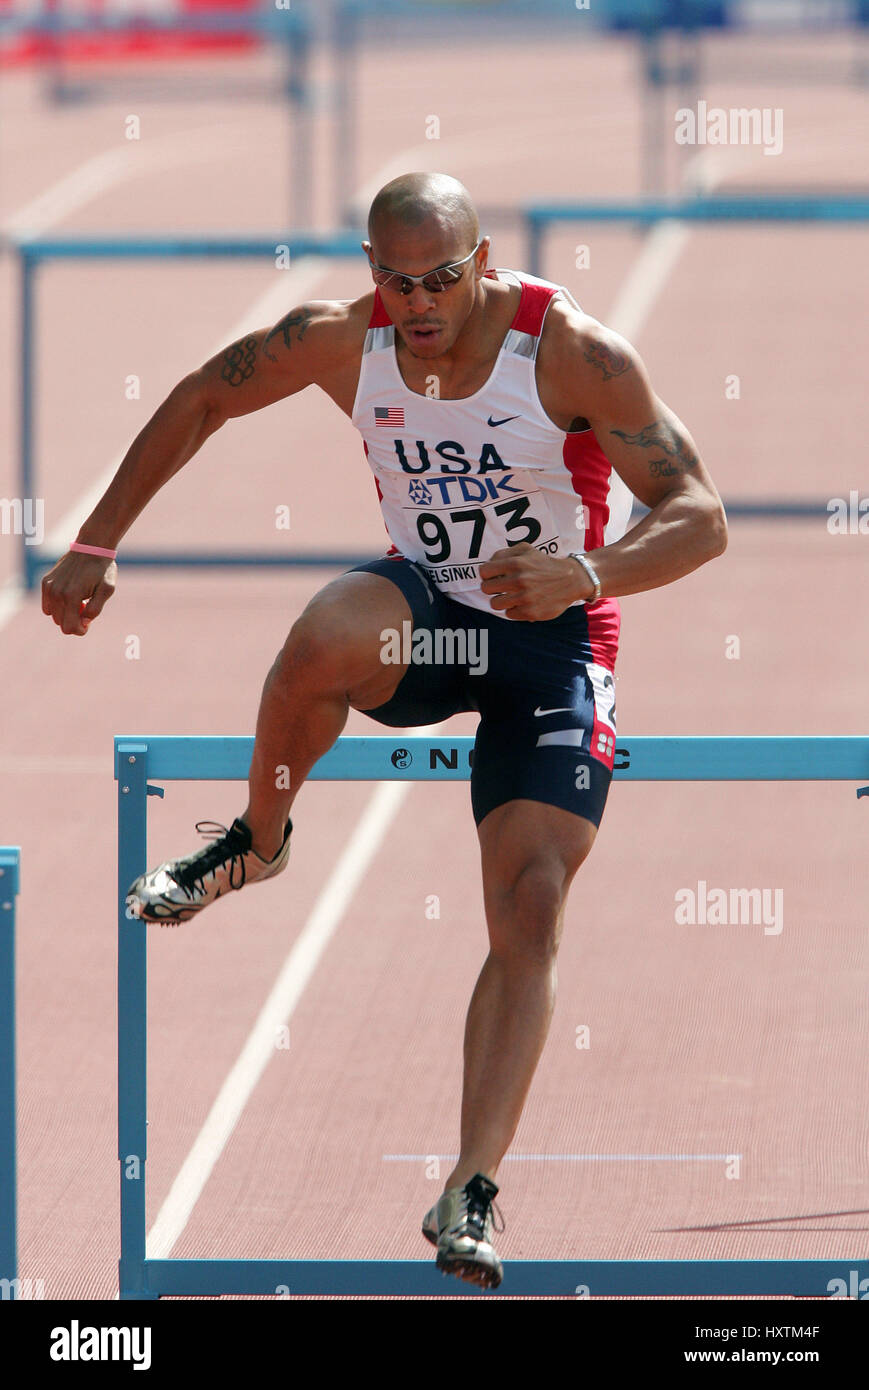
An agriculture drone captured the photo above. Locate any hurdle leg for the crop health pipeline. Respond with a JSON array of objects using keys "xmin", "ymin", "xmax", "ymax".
[
  {"xmin": 117, "ymin": 746, "xmax": 158, "ymax": 1299},
  {"xmin": 0, "ymin": 850, "xmax": 20, "ymax": 1300}
]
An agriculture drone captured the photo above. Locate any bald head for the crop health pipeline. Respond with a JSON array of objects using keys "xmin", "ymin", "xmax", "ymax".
[{"xmin": 367, "ymin": 172, "xmax": 479, "ymax": 251}]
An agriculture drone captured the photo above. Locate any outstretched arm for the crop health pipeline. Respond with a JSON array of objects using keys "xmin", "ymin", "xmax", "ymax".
[{"xmin": 41, "ymin": 301, "xmax": 353, "ymax": 635}]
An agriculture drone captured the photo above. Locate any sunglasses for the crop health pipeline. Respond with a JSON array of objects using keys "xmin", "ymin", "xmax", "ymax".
[{"xmin": 365, "ymin": 239, "xmax": 484, "ymax": 295}]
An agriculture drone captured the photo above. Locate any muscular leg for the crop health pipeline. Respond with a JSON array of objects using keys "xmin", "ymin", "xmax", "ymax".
[
  {"xmin": 443, "ymin": 799, "xmax": 597, "ymax": 1192},
  {"xmin": 240, "ymin": 572, "xmax": 411, "ymax": 859}
]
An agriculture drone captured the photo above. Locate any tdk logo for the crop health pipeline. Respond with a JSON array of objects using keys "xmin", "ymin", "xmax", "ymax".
[
  {"xmin": 394, "ymin": 439, "xmax": 508, "ymax": 474},
  {"xmin": 408, "ymin": 474, "xmax": 522, "ymax": 505}
]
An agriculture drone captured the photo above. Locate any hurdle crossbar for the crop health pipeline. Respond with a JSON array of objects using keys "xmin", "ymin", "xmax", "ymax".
[
  {"xmin": 524, "ymin": 195, "xmax": 869, "ymax": 277},
  {"xmin": 116, "ymin": 735, "xmax": 869, "ymax": 1298},
  {"xmin": 0, "ymin": 847, "xmax": 20, "ymax": 1300}
]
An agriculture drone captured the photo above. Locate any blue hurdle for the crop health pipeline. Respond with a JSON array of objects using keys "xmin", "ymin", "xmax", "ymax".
[
  {"xmin": 520, "ymin": 193, "xmax": 869, "ymax": 523},
  {"xmin": 524, "ymin": 195, "xmax": 869, "ymax": 278},
  {"xmin": 14, "ymin": 232, "xmax": 370, "ymax": 593},
  {"xmin": 0, "ymin": 847, "xmax": 20, "ymax": 1300},
  {"xmin": 116, "ymin": 734, "xmax": 869, "ymax": 1298}
]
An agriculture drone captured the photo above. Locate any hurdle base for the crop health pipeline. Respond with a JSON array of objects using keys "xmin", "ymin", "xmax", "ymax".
[{"xmin": 117, "ymin": 1257, "xmax": 868, "ymax": 1299}]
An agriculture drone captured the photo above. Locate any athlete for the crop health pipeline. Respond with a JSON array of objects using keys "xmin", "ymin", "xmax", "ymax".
[{"xmin": 41, "ymin": 172, "xmax": 727, "ymax": 1290}]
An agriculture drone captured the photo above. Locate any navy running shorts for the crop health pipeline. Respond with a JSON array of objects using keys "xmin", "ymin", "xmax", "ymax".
[{"xmin": 348, "ymin": 555, "xmax": 619, "ymax": 829}]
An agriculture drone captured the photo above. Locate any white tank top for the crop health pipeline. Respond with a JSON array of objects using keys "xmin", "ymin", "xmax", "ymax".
[{"xmin": 350, "ymin": 268, "xmax": 631, "ymax": 652}]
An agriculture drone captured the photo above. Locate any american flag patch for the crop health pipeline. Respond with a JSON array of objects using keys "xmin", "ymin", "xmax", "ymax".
[{"xmin": 374, "ymin": 406, "xmax": 405, "ymax": 428}]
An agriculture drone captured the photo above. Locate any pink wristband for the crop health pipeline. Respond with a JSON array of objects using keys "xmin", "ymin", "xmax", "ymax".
[{"xmin": 70, "ymin": 541, "xmax": 117, "ymax": 560}]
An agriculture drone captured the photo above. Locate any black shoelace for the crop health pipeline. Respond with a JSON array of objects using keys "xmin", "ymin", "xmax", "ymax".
[
  {"xmin": 175, "ymin": 820, "xmax": 249, "ymax": 895},
  {"xmin": 465, "ymin": 1179, "xmax": 506, "ymax": 1240}
]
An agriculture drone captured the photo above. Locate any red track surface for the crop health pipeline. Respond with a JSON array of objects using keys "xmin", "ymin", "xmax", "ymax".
[{"xmin": 1, "ymin": 30, "xmax": 868, "ymax": 1298}]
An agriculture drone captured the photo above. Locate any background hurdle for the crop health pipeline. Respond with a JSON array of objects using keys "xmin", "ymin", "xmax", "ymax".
[
  {"xmin": 14, "ymin": 231, "xmax": 372, "ymax": 593},
  {"xmin": 116, "ymin": 734, "xmax": 869, "ymax": 1299},
  {"xmin": 0, "ymin": 4, "xmax": 316, "ymax": 223},
  {"xmin": 523, "ymin": 195, "xmax": 869, "ymax": 280},
  {"xmin": 519, "ymin": 193, "xmax": 869, "ymax": 524},
  {"xmin": 0, "ymin": 847, "xmax": 20, "ymax": 1300},
  {"xmin": 16, "ymin": 191, "xmax": 869, "ymax": 593}
]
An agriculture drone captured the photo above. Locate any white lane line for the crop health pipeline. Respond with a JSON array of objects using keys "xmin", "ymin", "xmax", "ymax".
[
  {"xmin": 607, "ymin": 151, "xmax": 729, "ymax": 342},
  {"xmin": 598, "ymin": 152, "xmax": 730, "ymax": 531},
  {"xmin": 382, "ymin": 1152, "xmax": 740, "ymax": 1163},
  {"xmin": 2, "ymin": 125, "xmax": 254, "ymax": 239},
  {"xmin": 145, "ymin": 739, "xmax": 440, "ymax": 1260},
  {"xmin": 606, "ymin": 221, "xmax": 694, "ymax": 343},
  {"xmin": 348, "ymin": 140, "xmax": 482, "ymax": 224},
  {"xmin": 346, "ymin": 112, "xmax": 612, "ymax": 224}
]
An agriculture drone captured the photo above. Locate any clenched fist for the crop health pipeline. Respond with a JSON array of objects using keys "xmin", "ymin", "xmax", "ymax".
[
  {"xmin": 41, "ymin": 551, "xmax": 118, "ymax": 636},
  {"xmin": 479, "ymin": 543, "xmax": 593, "ymax": 620}
]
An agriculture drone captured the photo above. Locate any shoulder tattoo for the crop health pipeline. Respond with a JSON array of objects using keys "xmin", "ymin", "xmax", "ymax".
[
  {"xmin": 262, "ymin": 307, "xmax": 314, "ymax": 363},
  {"xmin": 583, "ymin": 339, "xmax": 633, "ymax": 382}
]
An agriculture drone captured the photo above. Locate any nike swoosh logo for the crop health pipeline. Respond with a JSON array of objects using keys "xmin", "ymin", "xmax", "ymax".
[
  {"xmin": 533, "ymin": 706, "xmax": 575, "ymax": 718},
  {"xmin": 487, "ymin": 414, "xmax": 520, "ymax": 428}
]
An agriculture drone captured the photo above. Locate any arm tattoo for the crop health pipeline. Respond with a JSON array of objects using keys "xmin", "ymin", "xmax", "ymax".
[
  {"xmin": 583, "ymin": 340, "xmax": 633, "ymax": 382},
  {"xmin": 221, "ymin": 337, "xmax": 257, "ymax": 388},
  {"xmin": 262, "ymin": 307, "xmax": 313, "ymax": 363},
  {"xmin": 609, "ymin": 419, "xmax": 699, "ymax": 478}
]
